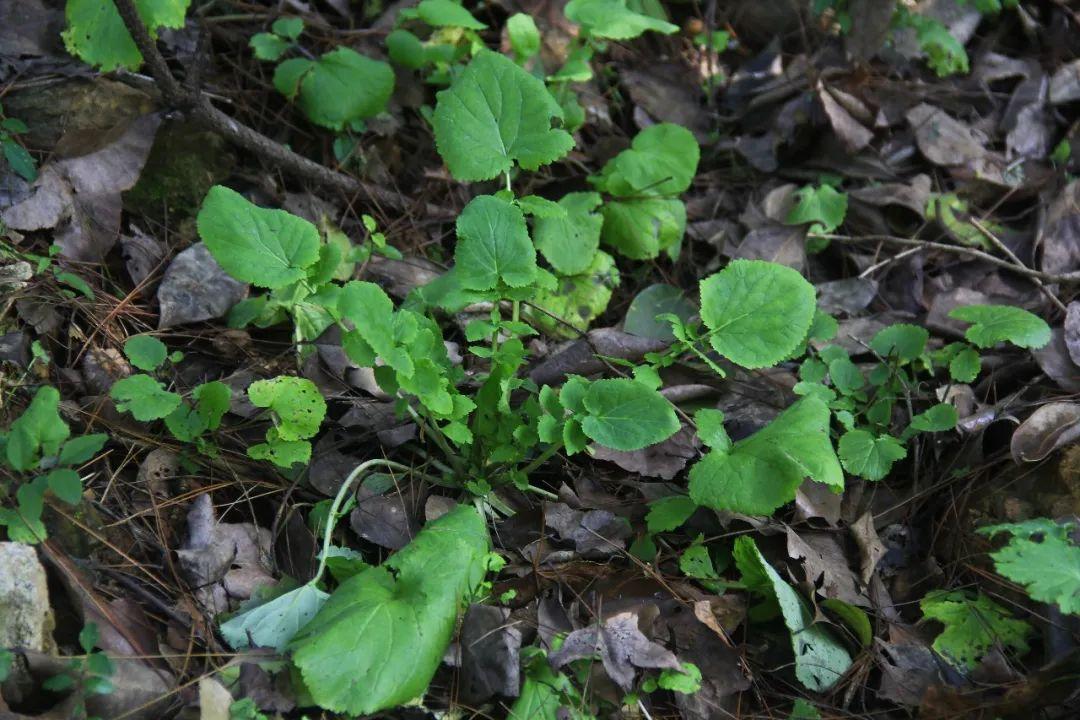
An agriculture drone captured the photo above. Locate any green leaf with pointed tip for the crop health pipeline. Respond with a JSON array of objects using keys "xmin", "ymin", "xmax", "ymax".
[
  {"xmin": 455, "ymin": 195, "xmax": 537, "ymax": 291},
  {"xmin": 837, "ymin": 430, "xmax": 906, "ymax": 481},
  {"xmin": 689, "ymin": 397, "xmax": 842, "ymax": 515},
  {"xmin": 247, "ymin": 376, "xmax": 326, "ymax": 441},
  {"xmin": 291, "ymin": 505, "xmax": 490, "ymax": 715},
  {"xmin": 386, "ymin": 29, "xmax": 426, "ymax": 69},
  {"xmin": 415, "ymin": 0, "xmax": 487, "ymax": 28},
  {"xmin": 949, "ymin": 304, "xmax": 1051, "ymax": 349},
  {"xmin": 646, "ymin": 496, "xmax": 698, "ymax": 533},
  {"xmin": 45, "ymin": 468, "xmax": 83, "ymax": 504},
  {"xmin": 5, "ymin": 387, "xmax": 70, "ymax": 471},
  {"xmin": 564, "ymin": 0, "xmax": 678, "ymax": 39},
  {"xmin": 339, "ymin": 281, "xmax": 414, "ymax": 375},
  {"xmin": 432, "ymin": 50, "xmax": 574, "ymax": 181},
  {"xmin": 221, "ymin": 583, "xmax": 329, "ymax": 651},
  {"xmin": 978, "ymin": 521, "xmax": 1080, "ymax": 615},
  {"xmin": 694, "ymin": 408, "xmax": 731, "ymax": 452},
  {"xmin": 3, "ymin": 140, "xmax": 37, "ymax": 182},
  {"xmin": 123, "ymin": 335, "xmax": 168, "ymax": 372},
  {"xmin": 735, "ymin": 536, "xmax": 852, "ymax": 691},
  {"xmin": 870, "ymin": 323, "xmax": 929, "ymax": 362},
  {"xmin": 273, "ymin": 48, "xmax": 394, "ymax": 130},
  {"xmin": 197, "ymin": 185, "xmax": 320, "ymax": 289},
  {"xmin": 700, "ymin": 259, "xmax": 817, "ymax": 370},
  {"xmin": 111, "ymin": 375, "xmax": 182, "ymax": 421},
  {"xmin": 579, "ymin": 378, "xmax": 679, "ymax": 451},
  {"xmin": 920, "ymin": 590, "xmax": 1030, "ymax": 669},
  {"xmin": 62, "ymin": 0, "xmax": 190, "ymax": 72},
  {"xmin": 533, "ymin": 192, "xmax": 602, "ymax": 275}
]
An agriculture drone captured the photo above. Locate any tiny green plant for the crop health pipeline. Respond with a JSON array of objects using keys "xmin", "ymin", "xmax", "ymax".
[
  {"xmin": 0, "ymin": 102, "xmax": 36, "ymax": 182},
  {"xmin": 41, "ymin": 623, "xmax": 115, "ymax": 720}
]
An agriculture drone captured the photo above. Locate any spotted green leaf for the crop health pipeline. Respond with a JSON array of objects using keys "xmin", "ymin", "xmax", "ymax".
[{"xmin": 920, "ymin": 590, "xmax": 1030, "ymax": 669}]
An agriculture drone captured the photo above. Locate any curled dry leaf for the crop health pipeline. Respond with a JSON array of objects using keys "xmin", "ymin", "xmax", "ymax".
[
  {"xmin": 1009, "ymin": 403, "xmax": 1080, "ymax": 463},
  {"xmin": 548, "ymin": 611, "xmax": 682, "ymax": 690}
]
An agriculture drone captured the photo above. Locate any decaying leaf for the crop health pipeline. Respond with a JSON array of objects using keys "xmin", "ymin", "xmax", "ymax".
[{"xmin": 548, "ymin": 611, "xmax": 682, "ymax": 690}]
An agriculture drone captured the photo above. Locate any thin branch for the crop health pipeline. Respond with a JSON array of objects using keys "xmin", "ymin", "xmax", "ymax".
[
  {"xmin": 815, "ymin": 232, "xmax": 1080, "ymax": 285},
  {"xmin": 111, "ymin": 0, "xmax": 450, "ymax": 218},
  {"xmin": 969, "ymin": 216, "xmax": 1067, "ymax": 313}
]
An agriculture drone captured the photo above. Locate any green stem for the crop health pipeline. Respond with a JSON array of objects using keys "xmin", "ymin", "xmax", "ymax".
[
  {"xmin": 314, "ymin": 458, "xmax": 411, "ymax": 584},
  {"xmin": 519, "ymin": 440, "xmax": 564, "ymax": 478},
  {"xmin": 405, "ymin": 404, "xmax": 467, "ymax": 477},
  {"xmin": 511, "ymin": 300, "xmax": 520, "ymax": 324}
]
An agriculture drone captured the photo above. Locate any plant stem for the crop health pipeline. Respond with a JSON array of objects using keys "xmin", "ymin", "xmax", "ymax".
[
  {"xmin": 314, "ymin": 458, "xmax": 410, "ymax": 584},
  {"xmin": 519, "ymin": 440, "xmax": 563, "ymax": 478}
]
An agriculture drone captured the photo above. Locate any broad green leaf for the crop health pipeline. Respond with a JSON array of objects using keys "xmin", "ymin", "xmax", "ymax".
[
  {"xmin": 837, "ymin": 430, "xmax": 906, "ymax": 481},
  {"xmin": 455, "ymin": 195, "xmax": 537, "ymax": 290},
  {"xmin": 197, "ymin": 185, "xmax": 320, "ymax": 289},
  {"xmin": 735, "ymin": 537, "xmax": 852, "ymax": 691},
  {"xmin": 679, "ymin": 543, "xmax": 721, "ymax": 588},
  {"xmin": 948, "ymin": 304, "xmax": 1051, "ymax": 349},
  {"xmin": 689, "ymin": 397, "xmax": 842, "ymax": 515},
  {"xmin": 123, "ymin": 335, "xmax": 167, "ymax": 372},
  {"xmin": 62, "ymin": 0, "xmax": 190, "ymax": 72},
  {"xmin": 528, "ymin": 251, "xmax": 617, "ymax": 338},
  {"xmin": 272, "ymin": 16, "xmax": 303, "ymax": 39},
  {"xmin": 533, "ymin": 192, "xmax": 603, "ymax": 275},
  {"xmin": 870, "ymin": 323, "xmax": 928, "ymax": 362},
  {"xmin": 592, "ymin": 124, "xmax": 699, "ymax": 198},
  {"xmin": 415, "ymin": 0, "xmax": 487, "ymax": 28},
  {"xmin": 646, "ymin": 496, "xmax": 698, "ymax": 533},
  {"xmin": 57, "ymin": 434, "xmax": 108, "ymax": 466},
  {"xmin": 517, "ymin": 195, "xmax": 566, "ymax": 219},
  {"xmin": 339, "ymin": 281, "xmax": 413, "ymax": 375},
  {"xmin": 700, "ymin": 259, "xmax": 816, "ymax": 369},
  {"xmin": 273, "ymin": 48, "xmax": 394, "ymax": 130},
  {"xmin": 250, "ymin": 33, "xmax": 290, "ymax": 61},
  {"xmin": 220, "ymin": 583, "xmax": 329, "ymax": 651},
  {"xmin": 247, "ymin": 376, "xmax": 326, "ymax": 441},
  {"xmin": 291, "ymin": 505, "xmax": 490, "ymax": 715},
  {"xmin": 507, "ymin": 13, "xmax": 541, "ymax": 60},
  {"xmin": 694, "ymin": 408, "xmax": 731, "ymax": 452},
  {"xmin": 949, "ymin": 345, "xmax": 981, "ymax": 382},
  {"xmin": 579, "ymin": 378, "xmax": 679, "ymax": 451},
  {"xmin": 623, "ymin": 283, "xmax": 696, "ymax": 342},
  {"xmin": 194, "ymin": 381, "xmax": 231, "ymax": 430},
  {"xmin": 821, "ymin": 598, "xmax": 873, "ymax": 648},
  {"xmin": 920, "ymin": 590, "xmax": 1030, "ymax": 669},
  {"xmin": 564, "ymin": 0, "xmax": 678, "ymax": 39},
  {"xmin": 46, "ymin": 468, "xmax": 83, "ymax": 504},
  {"xmin": 600, "ymin": 197, "xmax": 686, "ymax": 260},
  {"xmin": 6, "ymin": 387, "xmax": 70, "ymax": 471},
  {"xmin": 111, "ymin": 375, "xmax": 182, "ymax": 421},
  {"xmin": 908, "ymin": 403, "xmax": 958, "ymax": 433},
  {"xmin": 248, "ymin": 438, "xmax": 311, "ymax": 468},
  {"xmin": 978, "ymin": 521, "xmax": 1080, "ymax": 615},
  {"xmin": 911, "ymin": 14, "xmax": 969, "ymax": 77},
  {"xmin": 432, "ymin": 50, "xmax": 574, "ymax": 181},
  {"xmin": 509, "ymin": 655, "xmax": 566, "ymax": 720},
  {"xmin": 785, "ymin": 184, "xmax": 847, "ymax": 234},
  {"xmin": 828, "ymin": 356, "xmax": 864, "ymax": 395}
]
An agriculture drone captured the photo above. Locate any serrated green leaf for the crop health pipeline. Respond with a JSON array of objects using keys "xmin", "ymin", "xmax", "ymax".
[
  {"xmin": 828, "ymin": 356, "xmax": 864, "ymax": 395},
  {"xmin": 600, "ymin": 197, "xmax": 686, "ymax": 260},
  {"xmin": 786, "ymin": 184, "xmax": 847, "ymax": 234},
  {"xmin": 646, "ymin": 496, "xmax": 698, "ymax": 533},
  {"xmin": 123, "ymin": 335, "xmax": 168, "ymax": 372},
  {"xmin": 689, "ymin": 397, "xmax": 842, "ymax": 515},
  {"xmin": 909, "ymin": 403, "xmax": 958, "ymax": 433},
  {"xmin": 948, "ymin": 304, "xmax": 1051, "ymax": 349},
  {"xmin": 290, "ymin": 505, "xmax": 490, "ymax": 715},
  {"xmin": 978, "ymin": 522, "xmax": 1080, "ymax": 615},
  {"xmin": 62, "ymin": 0, "xmax": 190, "ymax": 72},
  {"xmin": 837, "ymin": 430, "xmax": 906, "ymax": 481},
  {"xmin": 273, "ymin": 48, "xmax": 394, "ymax": 130},
  {"xmin": 870, "ymin": 323, "xmax": 929, "ymax": 362},
  {"xmin": 579, "ymin": 378, "xmax": 679, "ymax": 451},
  {"xmin": 416, "ymin": 0, "xmax": 487, "ymax": 28},
  {"xmin": 111, "ymin": 375, "xmax": 182, "ymax": 421},
  {"xmin": 517, "ymin": 195, "xmax": 566, "ymax": 219},
  {"xmin": 564, "ymin": 0, "xmax": 678, "ymax": 39},
  {"xmin": 700, "ymin": 259, "xmax": 817, "ymax": 370},
  {"xmin": 221, "ymin": 583, "xmax": 329, "ymax": 651},
  {"xmin": 197, "ymin": 185, "xmax": 320, "ymax": 289},
  {"xmin": 694, "ymin": 408, "xmax": 731, "ymax": 452},
  {"xmin": 591, "ymin": 124, "xmax": 699, "ymax": 198},
  {"xmin": 507, "ymin": 13, "xmax": 541, "ymax": 59},
  {"xmin": 455, "ymin": 195, "xmax": 537, "ymax": 290},
  {"xmin": 949, "ymin": 345, "xmax": 981, "ymax": 382},
  {"xmin": 920, "ymin": 590, "xmax": 1030, "ymax": 669},
  {"xmin": 432, "ymin": 49, "xmax": 574, "ymax": 181},
  {"xmin": 533, "ymin": 192, "xmax": 603, "ymax": 275},
  {"xmin": 248, "ymin": 376, "xmax": 326, "ymax": 441},
  {"xmin": 735, "ymin": 536, "xmax": 851, "ymax": 691},
  {"xmin": 5, "ymin": 387, "xmax": 70, "ymax": 471}
]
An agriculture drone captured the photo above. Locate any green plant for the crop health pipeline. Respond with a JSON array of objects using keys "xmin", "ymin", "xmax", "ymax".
[
  {"xmin": 978, "ymin": 519, "xmax": 1080, "ymax": 615},
  {"xmin": 386, "ymin": 0, "xmax": 489, "ymax": 83},
  {"xmin": 63, "ymin": 0, "xmax": 191, "ymax": 71},
  {"xmin": 41, "ymin": 623, "xmax": 115, "ymax": 720},
  {"xmin": 0, "ymin": 102, "xmax": 36, "ymax": 182},
  {"xmin": 920, "ymin": 590, "xmax": 1031, "ymax": 669},
  {"xmin": 0, "ymin": 386, "xmax": 106, "ymax": 543}
]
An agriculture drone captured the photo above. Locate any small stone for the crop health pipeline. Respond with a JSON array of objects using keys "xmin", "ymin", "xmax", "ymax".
[
  {"xmin": 157, "ymin": 243, "xmax": 247, "ymax": 328},
  {"xmin": 0, "ymin": 542, "xmax": 55, "ymax": 652}
]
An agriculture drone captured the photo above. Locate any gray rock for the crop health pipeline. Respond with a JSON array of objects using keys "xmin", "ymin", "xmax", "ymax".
[
  {"xmin": 157, "ymin": 242, "xmax": 247, "ymax": 328},
  {"xmin": 0, "ymin": 542, "xmax": 55, "ymax": 651}
]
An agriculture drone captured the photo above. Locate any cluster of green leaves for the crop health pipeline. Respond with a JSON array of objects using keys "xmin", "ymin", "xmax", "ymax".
[
  {"xmin": 41, "ymin": 623, "xmax": 115, "ymax": 720},
  {"xmin": 387, "ymin": 0, "xmax": 489, "ymax": 83},
  {"xmin": 0, "ymin": 102, "xmax": 36, "ymax": 182},
  {"xmin": 62, "ymin": 0, "xmax": 191, "ymax": 72},
  {"xmin": 0, "ymin": 386, "xmax": 106, "ymax": 543}
]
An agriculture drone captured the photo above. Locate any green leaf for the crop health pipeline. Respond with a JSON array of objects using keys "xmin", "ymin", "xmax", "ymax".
[
  {"xmin": 291, "ymin": 505, "xmax": 490, "ymax": 715},
  {"xmin": 680, "ymin": 543, "xmax": 721, "ymax": 586},
  {"xmin": 6, "ymin": 387, "xmax": 70, "ymax": 471},
  {"xmin": 623, "ymin": 284, "xmax": 696, "ymax": 343},
  {"xmin": 386, "ymin": 29, "xmax": 427, "ymax": 69},
  {"xmin": 694, "ymin": 408, "xmax": 731, "ymax": 452},
  {"xmin": 948, "ymin": 304, "xmax": 1051, "ymax": 350},
  {"xmin": 789, "ymin": 699, "xmax": 822, "ymax": 720},
  {"xmin": 600, "ymin": 197, "xmax": 686, "ymax": 260},
  {"xmin": 869, "ymin": 323, "xmax": 928, "ymax": 362},
  {"xmin": 248, "ymin": 438, "xmax": 311, "ymax": 468},
  {"xmin": 62, "ymin": 0, "xmax": 190, "ymax": 72},
  {"xmin": 273, "ymin": 48, "xmax": 394, "ymax": 130},
  {"xmin": 194, "ymin": 381, "xmax": 231, "ymax": 430},
  {"xmin": 272, "ymin": 16, "xmax": 303, "ymax": 39},
  {"xmin": 533, "ymin": 192, "xmax": 603, "ymax": 275},
  {"xmin": 689, "ymin": 397, "xmax": 842, "ymax": 515},
  {"xmin": 735, "ymin": 536, "xmax": 852, "ymax": 691},
  {"xmin": 699, "ymin": 259, "xmax": 817, "ymax": 369},
  {"xmin": 111, "ymin": 375, "xmax": 182, "ymax": 421},
  {"xmin": 908, "ymin": 403, "xmax": 958, "ymax": 433},
  {"xmin": 415, "ymin": 0, "xmax": 487, "ymax": 28},
  {"xmin": 517, "ymin": 195, "xmax": 566, "ymax": 219},
  {"xmin": 821, "ymin": 598, "xmax": 873, "ymax": 648},
  {"xmin": 527, "ymin": 251, "xmax": 618, "ymax": 338},
  {"xmin": 920, "ymin": 590, "xmax": 1030, "ymax": 669},
  {"xmin": 785, "ymin": 184, "xmax": 847, "ymax": 234},
  {"xmin": 579, "ymin": 378, "xmax": 679, "ymax": 451},
  {"xmin": 250, "ymin": 33, "xmax": 290, "ymax": 61},
  {"xmin": 978, "ymin": 521, "xmax": 1080, "ymax": 615},
  {"xmin": 507, "ymin": 13, "xmax": 541, "ymax": 60},
  {"xmin": 646, "ymin": 496, "xmax": 698, "ymax": 533},
  {"xmin": 339, "ymin": 281, "xmax": 414, "ymax": 375},
  {"xmin": 46, "ymin": 468, "xmax": 83, "ymax": 504},
  {"xmin": 912, "ymin": 15, "xmax": 969, "ymax": 77},
  {"xmin": 123, "ymin": 335, "xmax": 168, "ymax": 372},
  {"xmin": 54, "ymin": 271, "xmax": 94, "ymax": 299},
  {"xmin": 949, "ymin": 345, "xmax": 981, "ymax": 382},
  {"xmin": 197, "ymin": 185, "xmax": 321, "ymax": 289},
  {"xmin": 837, "ymin": 430, "xmax": 906, "ymax": 481},
  {"xmin": 57, "ymin": 434, "xmax": 107, "ymax": 466},
  {"xmin": 454, "ymin": 195, "xmax": 537, "ymax": 291},
  {"xmin": 828, "ymin": 356, "xmax": 864, "ymax": 395},
  {"xmin": 247, "ymin": 376, "xmax": 326, "ymax": 441},
  {"xmin": 432, "ymin": 49, "xmax": 574, "ymax": 181},
  {"xmin": 220, "ymin": 583, "xmax": 329, "ymax": 651},
  {"xmin": 592, "ymin": 124, "xmax": 699, "ymax": 198},
  {"xmin": 564, "ymin": 0, "xmax": 678, "ymax": 39},
  {"xmin": 3, "ymin": 139, "xmax": 36, "ymax": 182}
]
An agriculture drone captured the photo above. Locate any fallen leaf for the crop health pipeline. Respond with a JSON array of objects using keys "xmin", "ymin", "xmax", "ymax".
[
  {"xmin": 1066, "ymin": 302, "xmax": 1080, "ymax": 366},
  {"xmin": 787, "ymin": 529, "xmax": 870, "ymax": 607},
  {"xmin": 591, "ymin": 425, "xmax": 698, "ymax": 480},
  {"xmin": 906, "ymin": 104, "xmax": 985, "ymax": 167},
  {"xmin": 120, "ymin": 225, "xmax": 166, "ymax": 286},
  {"xmin": 548, "ymin": 611, "xmax": 681, "ymax": 690},
  {"xmin": 157, "ymin": 243, "xmax": 249, "ymax": 328},
  {"xmin": 544, "ymin": 502, "xmax": 631, "ymax": 558},
  {"xmin": 349, "ymin": 488, "xmax": 420, "ymax": 550},
  {"xmin": 1009, "ymin": 402, "xmax": 1080, "ymax": 463},
  {"xmin": 459, "ymin": 604, "xmax": 522, "ymax": 703},
  {"xmin": 819, "ymin": 84, "xmax": 874, "ymax": 152},
  {"xmin": 199, "ymin": 676, "xmax": 234, "ymax": 720},
  {"xmin": 1049, "ymin": 59, "xmax": 1080, "ymax": 105},
  {"xmin": 850, "ymin": 511, "xmax": 887, "ymax": 585}
]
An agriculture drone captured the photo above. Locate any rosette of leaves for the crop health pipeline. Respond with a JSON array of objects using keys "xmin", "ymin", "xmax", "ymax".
[{"xmin": 1, "ymin": 386, "xmax": 107, "ymax": 543}]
